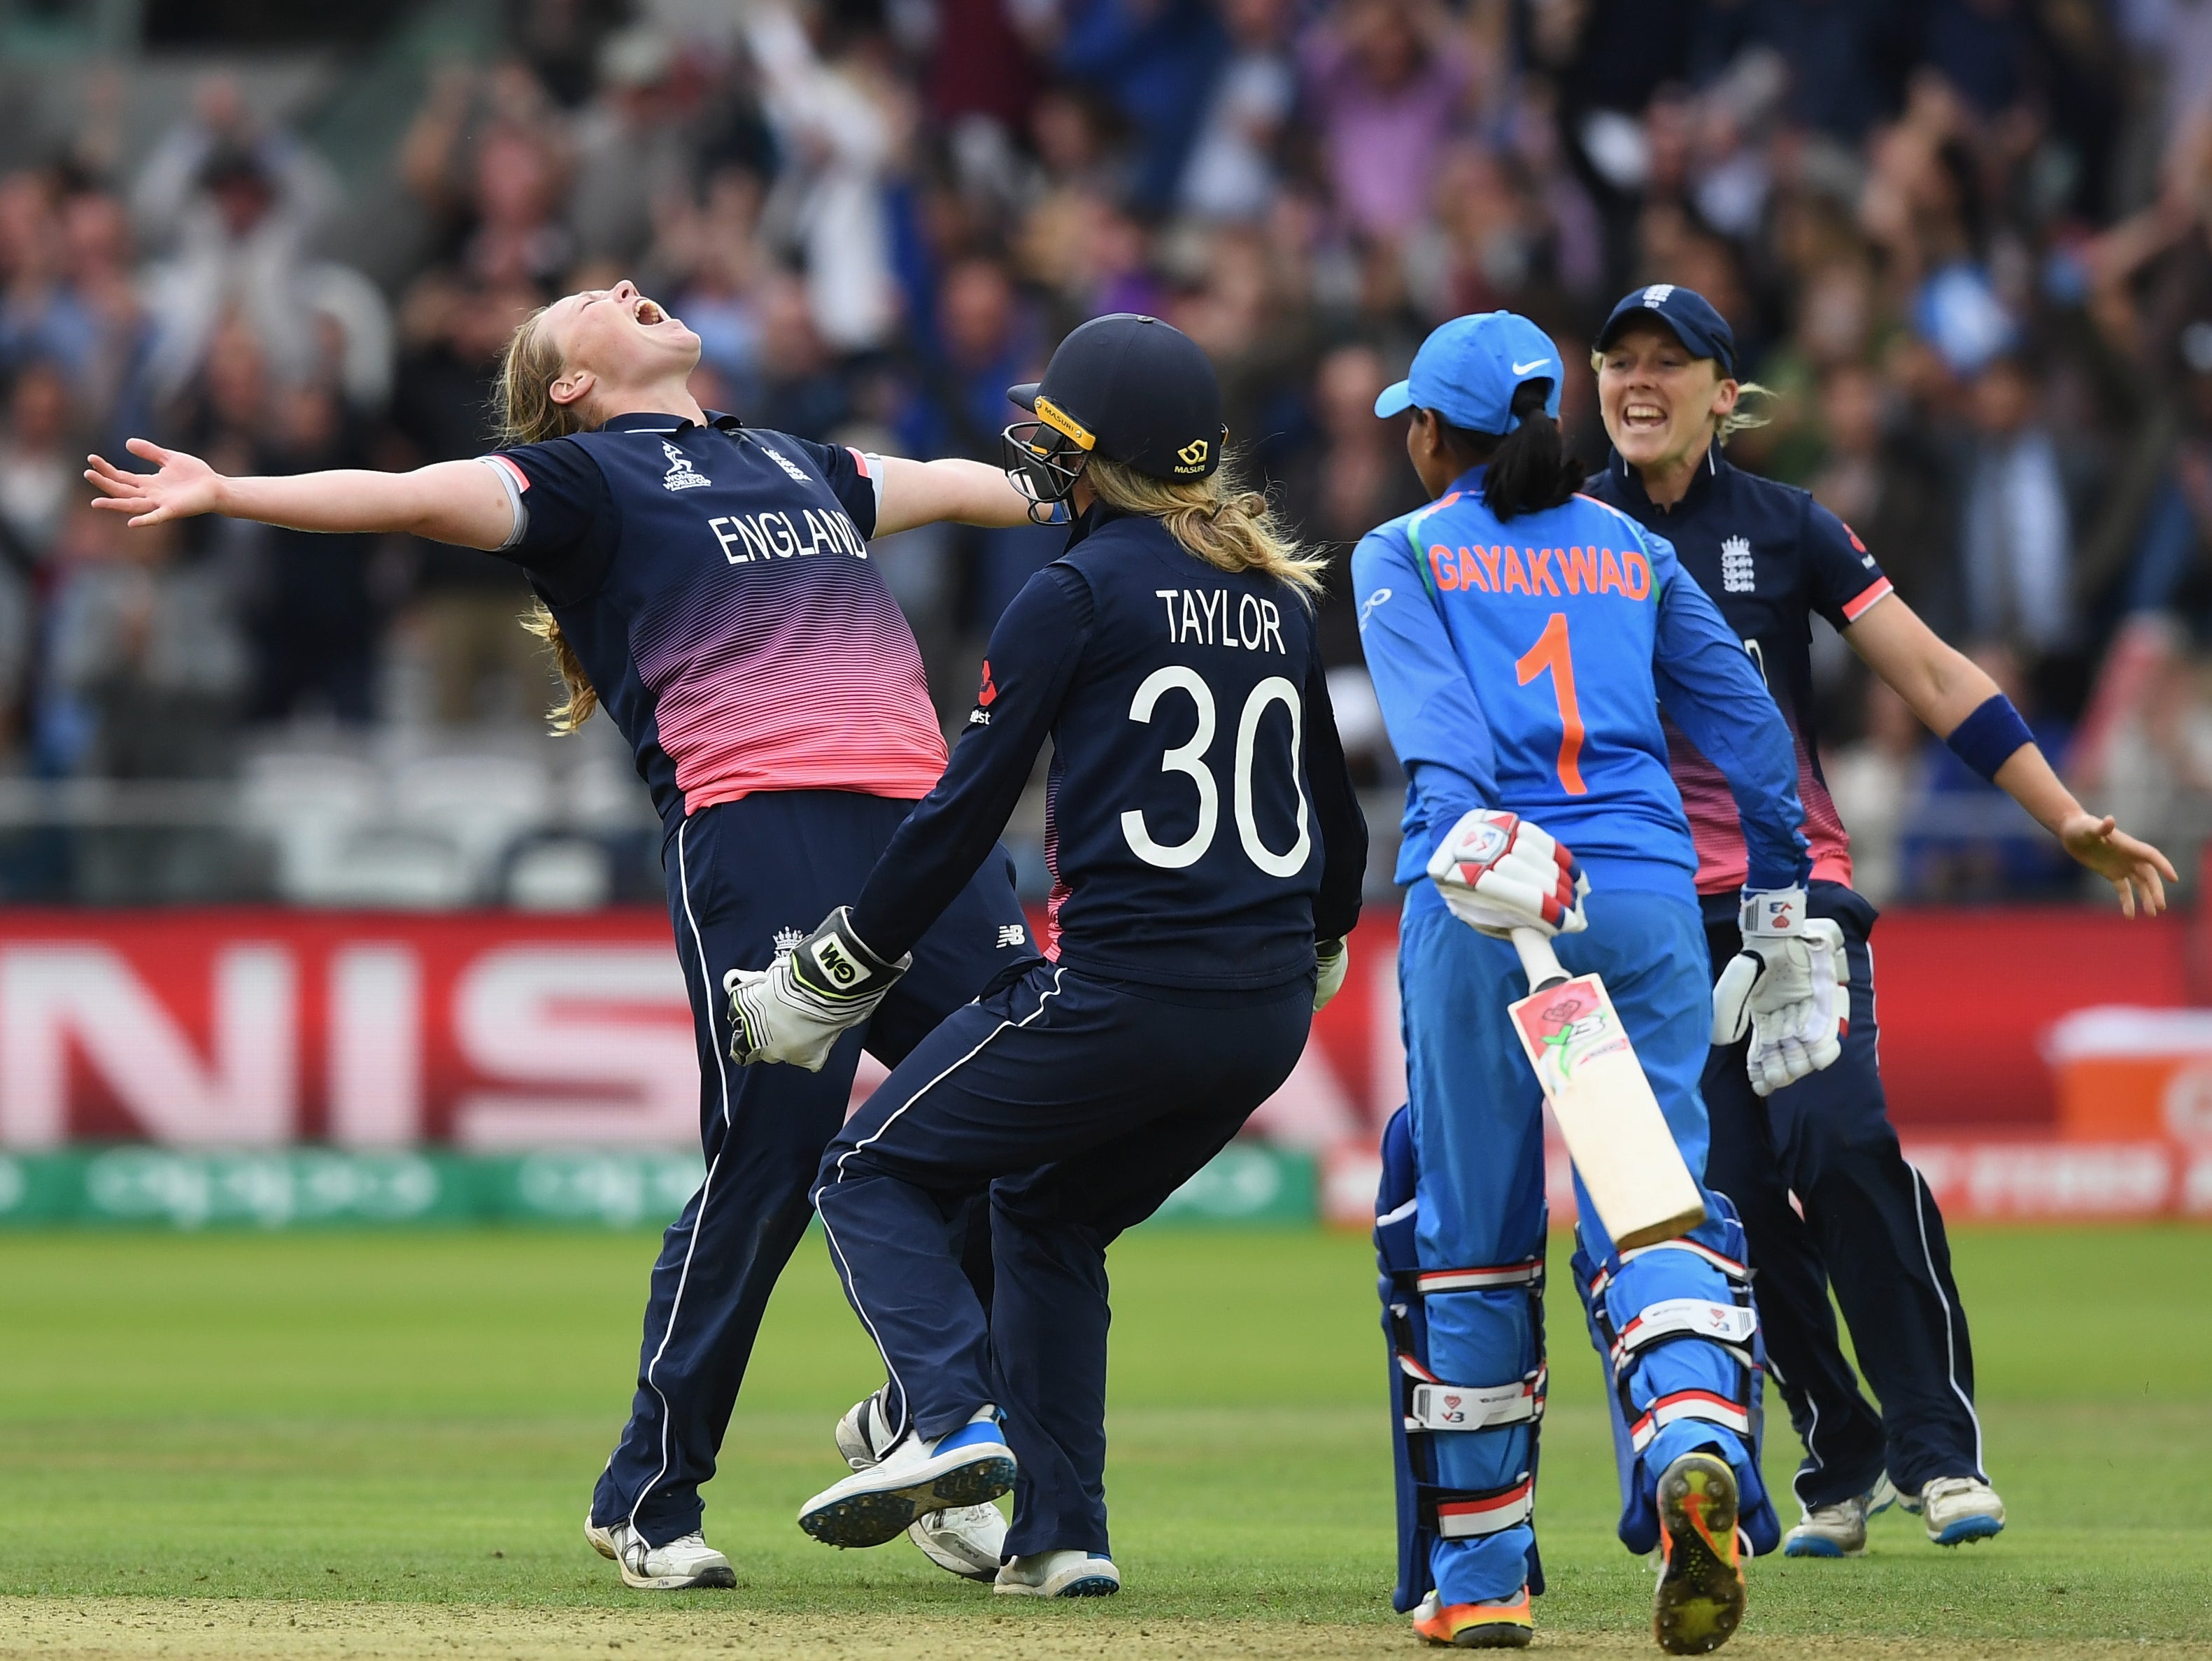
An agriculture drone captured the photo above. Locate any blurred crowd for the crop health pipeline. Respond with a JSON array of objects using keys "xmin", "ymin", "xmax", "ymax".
[{"xmin": 7, "ymin": 0, "xmax": 2212, "ymax": 904}]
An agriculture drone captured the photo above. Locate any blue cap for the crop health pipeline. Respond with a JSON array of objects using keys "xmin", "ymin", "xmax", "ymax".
[
  {"xmin": 1596, "ymin": 283, "xmax": 1738, "ymax": 376},
  {"xmin": 1373, "ymin": 311, "xmax": 1565, "ymax": 434}
]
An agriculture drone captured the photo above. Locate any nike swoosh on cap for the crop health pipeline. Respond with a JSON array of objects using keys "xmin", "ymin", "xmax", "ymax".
[{"xmin": 1512, "ymin": 358, "xmax": 1552, "ymax": 375}]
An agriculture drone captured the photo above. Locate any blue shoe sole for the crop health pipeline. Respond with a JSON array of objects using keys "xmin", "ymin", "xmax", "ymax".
[
  {"xmin": 1931, "ymin": 1515, "xmax": 2004, "ymax": 1546},
  {"xmin": 800, "ymin": 1453, "xmax": 1016, "ymax": 1550},
  {"xmin": 1056, "ymin": 1575, "xmax": 1120, "ymax": 1597},
  {"xmin": 1782, "ymin": 1536, "xmax": 1848, "ymax": 1559}
]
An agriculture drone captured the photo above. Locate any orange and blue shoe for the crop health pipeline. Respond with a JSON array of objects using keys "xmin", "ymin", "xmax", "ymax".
[
  {"xmin": 1411, "ymin": 1586, "xmax": 1533, "ymax": 1648},
  {"xmin": 1653, "ymin": 1452, "xmax": 1746, "ymax": 1655}
]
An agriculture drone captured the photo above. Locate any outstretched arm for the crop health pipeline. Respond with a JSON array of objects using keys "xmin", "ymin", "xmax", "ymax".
[
  {"xmin": 87, "ymin": 437, "xmax": 516, "ymax": 550},
  {"xmin": 872, "ymin": 456, "xmax": 1039, "ymax": 536},
  {"xmin": 1847, "ymin": 595, "xmax": 2176, "ymax": 917}
]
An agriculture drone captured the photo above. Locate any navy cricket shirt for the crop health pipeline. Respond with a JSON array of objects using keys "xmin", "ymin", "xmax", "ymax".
[
  {"xmin": 1585, "ymin": 448, "xmax": 1894, "ymax": 894},
  {"xmin": 478, "ymin": 411, "xmax": 947, "ymax": 830},
  {"xmin": 851, "ymin": 505, "xmax": 1368, "ymax": 991}
]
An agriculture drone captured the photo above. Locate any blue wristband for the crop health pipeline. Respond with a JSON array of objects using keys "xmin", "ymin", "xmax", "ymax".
[{"xmin": 1945, "ymin": 693, "xmax": 2035, "ymax": 783}]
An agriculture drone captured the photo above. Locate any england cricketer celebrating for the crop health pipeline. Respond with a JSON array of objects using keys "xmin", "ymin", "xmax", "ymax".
[
  {"xmin": 85, "ymin": 278, "xmax": 1052, "ymax": 1592},
  {"xmin": 1355, "ymin": 311, "xmax": 1827, "ymax": 1653},
  {"xmin": 1584, "ymin": 284, "xmax": 2175, "ymax": 1556},
  {"xmin": 724, "ymin": 314, "xmax": 1368, "ymax": 1599}
]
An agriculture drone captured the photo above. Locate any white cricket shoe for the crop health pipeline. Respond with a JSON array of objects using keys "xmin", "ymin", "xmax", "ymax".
[
  {"xmin": 993, "ymin": 1548, "xmax": 1121, "ymax": 1598},
  {"xmin": 1782, "ymin": 1474, "xmax": 1899, "ymax": 1558},
  {"xmin": 583, "ymin": 1513, "xmax": 736, "ymax": 1590},
  {"xmin": 799, "ymin": 1408, "xmax": 1015, "ymax": 1550},
  {"xmin": 835, "ymin": 1390, "xmax": 1006, "ymax": 1581},
  {"xmin": 1908, "ymin": 1476, "xmax": 2006, "ymax": 1546},
  {"xmin": 1784, "ymin": 1492, "xmax": 1870, "ymax": 1558}
]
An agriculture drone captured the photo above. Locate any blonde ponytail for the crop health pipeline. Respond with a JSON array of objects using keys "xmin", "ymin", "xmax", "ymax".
[
  {"xmin": 1719, "ymin": 380, "xmax": 1775, "ymax": 445},
  {"xmin": 1084, "ymin": 454, "xmax": 1326, "ymax": 600},
  {"xmin": 496, "ymin": 305, "xmax": 599, "ymax": 732}
]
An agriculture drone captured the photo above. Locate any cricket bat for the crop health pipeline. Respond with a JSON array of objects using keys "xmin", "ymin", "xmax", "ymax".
[{"xmin": 1506, "ymin": 928, "xmax": 1708, "ymax": 1252}]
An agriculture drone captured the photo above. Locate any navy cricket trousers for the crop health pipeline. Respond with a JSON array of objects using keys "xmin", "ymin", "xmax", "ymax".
[
  {"xmin": 1700, "ymin": 882, "xmax": 1985, "ymax": 1506},
  {"xmin": 814, "ymin": 961, "xmax": 1312, "ymax": 1559},
  {"xmin": 592, "ymin": 791, "xmax": 1037, "ymax": 1544}
]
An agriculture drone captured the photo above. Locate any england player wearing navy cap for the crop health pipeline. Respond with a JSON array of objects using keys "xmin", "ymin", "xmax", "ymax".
[
  {"xmin": 1585, "ymin": 283, "xmax": 2174, "ymax": 1557},
  {"xmin": 726, "ymin": 313, "xmax": 1368, "ymax": 1599},
  {"xmin": 1358, "ymin": 309, "xmax": 1814, "ymax": 1653},
  {"xmin": 86, "ymin": 277, "xmax": 1060, "ymax": 1592}
]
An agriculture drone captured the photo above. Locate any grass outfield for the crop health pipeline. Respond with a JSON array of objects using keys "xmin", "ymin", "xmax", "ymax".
[{"xmin": 0, "ymin": 1224, "xmax": 2205, "ymax": 1658}]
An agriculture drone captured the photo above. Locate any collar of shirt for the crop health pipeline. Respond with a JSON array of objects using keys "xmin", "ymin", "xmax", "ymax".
[
  {"xmin": 1063, "ymin": 498, "xmax": 1135, "ymax": 549},
  {"xmin": 1607, "ymin": 442, "xmax": 1725, "ymax": 516},
  {"xmin": 1442, "ymin": 462, "xmax": 1487, "ymax": 501},
  {"xmin": 594, "ymin": 409, "xmax": 746, "ymax": 437}
]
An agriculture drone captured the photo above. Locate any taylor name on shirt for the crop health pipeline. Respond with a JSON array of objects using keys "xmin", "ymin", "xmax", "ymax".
[{"xmin": 1155, "ymin": 587, "xmax": 1289, "ymax": 654}]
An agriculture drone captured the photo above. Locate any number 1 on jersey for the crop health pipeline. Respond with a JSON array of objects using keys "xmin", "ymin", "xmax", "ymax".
[{"xmin": 1517, "ymin": 612, "xmax": 1587, "ymax": 796}]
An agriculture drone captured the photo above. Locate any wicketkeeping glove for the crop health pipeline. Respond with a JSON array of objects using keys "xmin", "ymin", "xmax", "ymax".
[
  {"xmin": 1711, "ymin": 886, "xmax": 1850, "ymax": 1096},
  {"xmin": 1425, "ymin": 809, "xmax": 1589, "ymax": 939},
  {"xmin": 725, "ymin": 907, "xmax": 910, "ymax": 1070},
  {"xmin": 1314, "ymin": 938, "xmax": 1349, "ymax": 1012}
]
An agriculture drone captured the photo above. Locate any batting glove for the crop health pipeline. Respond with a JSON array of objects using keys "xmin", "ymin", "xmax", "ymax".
[
  {"xmin": 725, "ymin": 907, "xmax": 910, "ymax": 1070},
  {"xmin": 1314, "ymin": 938, "xmax": 1349, "ymax": 1012},
  {"xmin": 1426, "ymin": 809, "xmax": 1590, "ymax": 940},
  {"xmin": 1711, "ymin": 887, "xmax": 1849, "ymax": 1096}
]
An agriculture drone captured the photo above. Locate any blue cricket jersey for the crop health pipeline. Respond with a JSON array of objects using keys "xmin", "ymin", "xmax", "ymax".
[
  {"xmin": 1349, "ymin": 469, "xmax": 1809, "ymax": 899},
  {"xmin": 852, "ymin": 504, "xmax": 1368, "ymax": 991}
]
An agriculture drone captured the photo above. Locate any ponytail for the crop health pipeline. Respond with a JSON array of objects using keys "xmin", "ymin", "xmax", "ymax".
[
  {"xmin": 1084, "ymin": 452, "xmax": 1328, "ymax": 600},
  {"xmin": 1478, "ymin": 381, "xmax": 1581, "ymax": 521},
  {"xmin": 496, "ymin": 304, "xmax": 600, "ymax": 733}
]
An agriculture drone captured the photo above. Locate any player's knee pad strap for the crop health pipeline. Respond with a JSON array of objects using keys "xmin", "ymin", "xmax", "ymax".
[
  {"xmin": 1419, "ymin": 1473, "xmax": 1535, "ymax": 1539},
  {"xmin": 1391, "ymin": 1258, "xmax": 1547, "ymax": 1434},
  {"xmin": 1585, "ymin": 1236, "xmax": 1759, "ymax": 1448}
]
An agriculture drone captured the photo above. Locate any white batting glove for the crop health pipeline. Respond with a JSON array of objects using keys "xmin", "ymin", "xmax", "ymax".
[
  {"xmin": 725, "ymin": 907, "xmax": 909, "ymax": 1070},
  {"xmin": 1711, "ymin": 888, "xmax": 1849, "ymax": 1096},
  {"xmin": 1426, "ymin": 808, "xmax": 1590, "ymax": 940},
  {"xmin": 1314, "ymin": 939, "xmax": 1349, "ymax": 1012}
]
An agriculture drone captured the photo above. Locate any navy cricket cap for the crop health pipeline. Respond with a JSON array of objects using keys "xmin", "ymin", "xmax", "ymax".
[
  {"xmin": 1373, "ymin": 311, "xmax": 1564, "ymax": 434},
  {"xmin": 1596, "ymin": 282, "xmax": 1738, "ymax": 376},
  {"xmin": 1008, "ymin": 313, "xmax": 1226, "ymax": 481}
]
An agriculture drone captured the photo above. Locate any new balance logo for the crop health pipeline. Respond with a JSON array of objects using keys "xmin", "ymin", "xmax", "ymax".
[
  {"xmin": 996, "ymin": 924, "xmax": 1028, "ymax": 949},
  {"xmin": 759, "ymin": 444, "xmax": 812, "ymax": 485},
  {"xmin": 1641, "ymin": 282, "xmax": 1675, "ymax": 309},
  {"xmin": 662, "ymin": 441, "xmax": 709, "ymax": 491},
  {"xmin": 1720, "ymin": 535, "xmax": 1754, "ymax": 593}
]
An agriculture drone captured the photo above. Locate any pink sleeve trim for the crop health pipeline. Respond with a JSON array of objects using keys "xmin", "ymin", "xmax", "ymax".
[
  {"xmin": 487, "ymin": 454, "xmax": 531, "ymax": 492},
  {"xmin": 1841, "ymin": 576, "xmax": 1893, "ymax": 623}
]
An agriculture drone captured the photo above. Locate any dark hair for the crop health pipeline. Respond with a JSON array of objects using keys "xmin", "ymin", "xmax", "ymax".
[{"xmin": 1432, "ymin": 381, "xmax": 1582, "ymax": 521}]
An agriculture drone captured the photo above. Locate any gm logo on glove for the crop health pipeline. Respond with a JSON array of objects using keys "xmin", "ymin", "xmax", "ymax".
[{"xmin": 811, "ymin": 938, "xmax": 862, "ymax": 988}]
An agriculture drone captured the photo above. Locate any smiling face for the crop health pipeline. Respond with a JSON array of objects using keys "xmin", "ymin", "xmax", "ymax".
[
  {"xmin": 539, "ymin": 278, "xmax": 700, "ymax": 416},
  {"xmin": 1596, "ymin": 320, "xmax": 1736, "ymax": 475}
]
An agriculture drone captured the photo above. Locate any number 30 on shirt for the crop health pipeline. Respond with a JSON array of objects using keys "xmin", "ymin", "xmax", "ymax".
[{"xmin": 1121, "ymin": 667, "xmax": 1312, "ymax": 876}]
